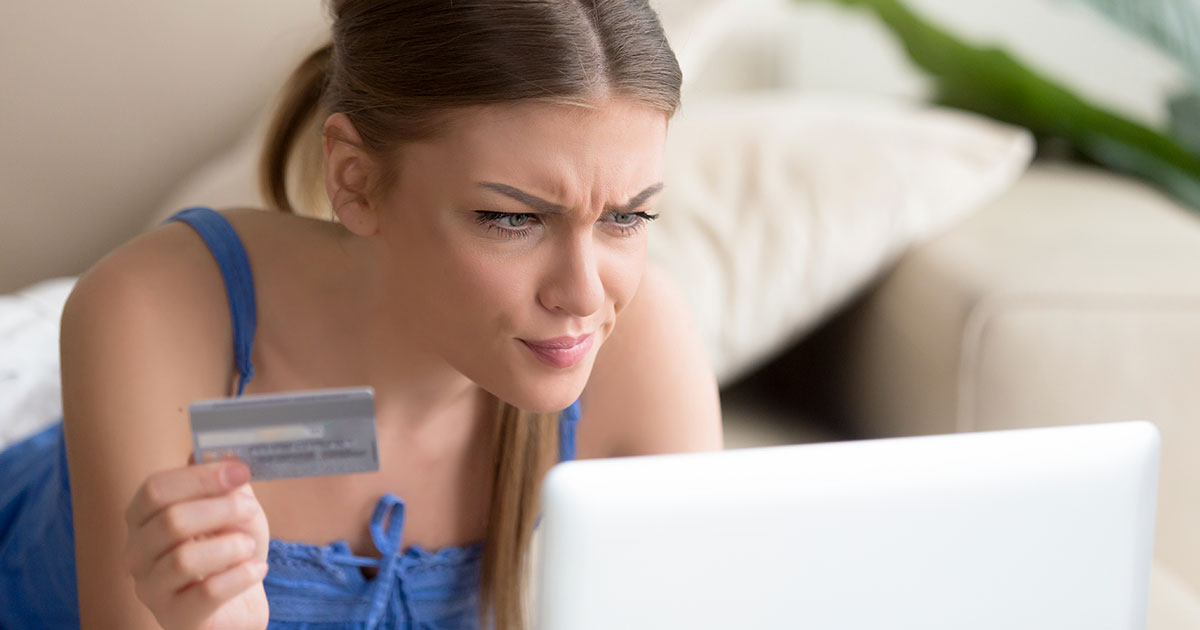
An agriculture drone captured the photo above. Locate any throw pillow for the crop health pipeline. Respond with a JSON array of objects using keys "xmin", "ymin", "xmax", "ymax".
[{"xmin": 650, "ymin": 93, "xmax": 1033, "ymax": 382}]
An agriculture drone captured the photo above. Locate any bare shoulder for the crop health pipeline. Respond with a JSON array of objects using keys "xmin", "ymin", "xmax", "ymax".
[
  {"xmin": 64, "ymin": 206, "xmax": 335, "ymax": 399},
  {"xmin": 577, "ymin": 263, "xmax": 723, "ymax": 459},
  {"xmin": 66, "ymin": 213, "xmax": 240, "ymax": 383},
  {"xmin": 67, "ymin": 207, "xmax": 301, "ymax": 377}
]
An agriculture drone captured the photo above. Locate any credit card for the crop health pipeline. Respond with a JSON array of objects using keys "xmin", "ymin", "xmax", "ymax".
[{"xmin": 189, "ymin": 386, "xmax": 379, "ymax": 481}]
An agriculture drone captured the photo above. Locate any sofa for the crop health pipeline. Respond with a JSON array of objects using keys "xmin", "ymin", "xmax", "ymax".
[{"xmin": 2, "ymin": 1, "xmax": 1197, "ymax": 627}]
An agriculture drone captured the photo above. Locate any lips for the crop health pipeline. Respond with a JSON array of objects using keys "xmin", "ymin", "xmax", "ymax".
[{"xmin": 519, "ymin": 333, "xmax": 595, "ymax": 369}]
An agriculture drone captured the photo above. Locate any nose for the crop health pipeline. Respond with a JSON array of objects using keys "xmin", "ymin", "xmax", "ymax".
[{"xmin": 538, "ymin": 233, "xmax": 605, "ymax": 318}]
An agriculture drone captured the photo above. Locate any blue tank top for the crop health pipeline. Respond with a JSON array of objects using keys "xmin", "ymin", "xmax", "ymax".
[{"xmin": 0, "ymin": 207, "xmax": 582, "ymax": 629}]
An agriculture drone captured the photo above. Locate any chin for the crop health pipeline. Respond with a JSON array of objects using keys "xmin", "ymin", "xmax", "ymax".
[
  {"xmin": 488, "ymin": 360, "xmax": 593, "ymax": 414},
  {"xmin": 501, "ymin": 376, "xmax": 587, "ymax": 413},
  {"xmin": 457, "ymin": 336, "xmax": 599, "ymax": 413}
]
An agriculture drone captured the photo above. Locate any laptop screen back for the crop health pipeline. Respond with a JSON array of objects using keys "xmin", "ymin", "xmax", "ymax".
[{"xmin": 535, "ymin": 421, "xmax": 1160, "ymax": 630}]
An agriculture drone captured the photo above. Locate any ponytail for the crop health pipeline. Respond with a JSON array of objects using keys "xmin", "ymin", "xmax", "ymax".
[
  {"xmin": 259, "ymin": 42, "xmax": 332, "ymax": 214},
  {"xmin": 482, "ymin": 404, "xmax": 559, "ymax": 629}
]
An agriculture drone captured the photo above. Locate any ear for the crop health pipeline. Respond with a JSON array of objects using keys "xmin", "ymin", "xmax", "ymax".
[{"xmin": 322, "ymin": 113, "xmax": 381, "ymax": 236}]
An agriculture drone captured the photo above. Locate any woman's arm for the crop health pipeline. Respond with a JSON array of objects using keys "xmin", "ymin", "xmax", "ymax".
[
  {"xmin": 61, "ymin": 227, "xmax": 238, "ymax": 628},
  {"xmin": 580, "ymin": 263, "xmax": 723, "ymax": 458}
]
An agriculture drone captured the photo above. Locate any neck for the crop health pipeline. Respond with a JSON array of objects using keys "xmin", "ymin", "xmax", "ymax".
[
  {"xmin": 267, "ymin": 223, "xmax": 492, "ymax": 459},
  {"xmin": 350, "ymin": 230, "xmax": 492, "ymax": 441}
]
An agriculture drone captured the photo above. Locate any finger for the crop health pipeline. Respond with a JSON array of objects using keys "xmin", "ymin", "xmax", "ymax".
[
  {"xmin": 151, "ymin": 532, "xmax": 259, "ymax": 594},
  {"xmin": 137, "ymin": 492, "xmax": 260, "ymax": 566},
  {"xmin": 174, "ymin": 558, "xmax": 270, "ymax": 622},
  {"xmin": 125, "ymin": 460, "xmax": 251, "ymax": 528}
]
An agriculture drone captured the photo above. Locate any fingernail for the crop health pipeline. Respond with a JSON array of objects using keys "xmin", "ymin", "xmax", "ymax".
[{"xmin": 221, "ymin": 463, "xmax": 250, "ymax": 487}]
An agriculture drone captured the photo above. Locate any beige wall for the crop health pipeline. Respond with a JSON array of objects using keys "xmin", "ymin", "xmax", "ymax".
[{"xmin": 0, "ymin": 2, "xmax": 327, "ymax": 292}]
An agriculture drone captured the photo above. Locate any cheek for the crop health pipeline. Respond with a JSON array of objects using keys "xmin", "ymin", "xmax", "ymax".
[
  {"xmin": 435, "ymin": 243, "xmax": 539, "ymax": 334},
  {"xmin": 603, "ymin": 240, "xmax": 649, "ymax": 317},
  {"xmin": 380, "ymin": 204, "xmax": 516, "ymax": 320}
]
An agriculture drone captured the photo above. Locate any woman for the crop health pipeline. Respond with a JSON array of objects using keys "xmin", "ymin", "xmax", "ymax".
[{"xmin": 0, "ymin": 1, "xmax": 720, "ymax": 629}]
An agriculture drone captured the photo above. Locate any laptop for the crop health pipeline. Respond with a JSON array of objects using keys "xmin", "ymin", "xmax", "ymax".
[{"xmin": 534, "ymin": 421, "xmax": 1160, "ymax": 630}]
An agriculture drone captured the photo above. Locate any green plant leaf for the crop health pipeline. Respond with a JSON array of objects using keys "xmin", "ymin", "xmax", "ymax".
[{"xmin": 795, "ymin": 0, "xmax": 1200, "ymax": 210}]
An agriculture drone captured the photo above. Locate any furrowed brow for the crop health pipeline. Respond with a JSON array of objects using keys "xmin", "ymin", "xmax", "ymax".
[
  {"xmin": 478, "ymin": 182, "xmax": 565, "ymax": 214},
  {"xmin": 606, "ymin": 183, "xmax": 664, "ymax": 213},
  {"xmin": 477, "ymin": 181, "xmax": 665, "ymax": 214}
]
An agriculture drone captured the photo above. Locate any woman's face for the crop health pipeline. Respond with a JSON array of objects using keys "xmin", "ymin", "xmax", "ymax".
[{"xmin": 373, "ymin": 98, "xmax": 668, "ymax": 412}]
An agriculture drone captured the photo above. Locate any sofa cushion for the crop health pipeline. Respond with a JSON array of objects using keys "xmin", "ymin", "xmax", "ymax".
[{"xmin": 651, "ymin": 93, "xmax": 1032, "ymax": 382}]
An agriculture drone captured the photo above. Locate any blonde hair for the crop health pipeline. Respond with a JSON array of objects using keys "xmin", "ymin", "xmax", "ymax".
[{"xmin": 258, "ymin": 1, "xmax": 680, "ymax": 627}]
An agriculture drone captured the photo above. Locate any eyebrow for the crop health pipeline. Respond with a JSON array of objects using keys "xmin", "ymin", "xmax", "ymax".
[{"xmin": 477, "ymin": 181, "xmax": 664, "ymax": 214}]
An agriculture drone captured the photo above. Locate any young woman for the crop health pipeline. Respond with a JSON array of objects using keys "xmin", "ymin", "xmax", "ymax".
[{"xmin": 0, "ymin": 1, "xmax": 721, "ymax": 629}]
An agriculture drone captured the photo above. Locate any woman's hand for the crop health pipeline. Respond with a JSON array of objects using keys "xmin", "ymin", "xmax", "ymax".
[{"xmin": 122, "ymin": 459, "xmax": 271, "ymax": 630}]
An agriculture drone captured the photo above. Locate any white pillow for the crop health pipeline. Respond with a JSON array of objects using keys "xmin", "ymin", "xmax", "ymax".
[
  {"xmin": 147, "ymin": 93, "xmax": 1032, "ymax": 385},
  {"xmin": 650, "ymin": 93, "xmax": 1033, "ymax": 383},
  {"xmin": 0, "ymin": 277, "xmax": 76, "ymax": 449}
]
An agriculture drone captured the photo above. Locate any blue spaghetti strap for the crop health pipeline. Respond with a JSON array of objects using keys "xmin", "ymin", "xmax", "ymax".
[
  {"xmin": 163, "ymin": 207, "xmax": 258, "ymax": 396},
  {"xmin": 558, "ymin": 399, "xmax": 582, "ymax": 462}
]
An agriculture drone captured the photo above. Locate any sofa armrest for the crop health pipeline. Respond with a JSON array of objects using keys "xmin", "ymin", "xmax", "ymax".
[{"xmin": 826, "ymin": 162, "xmax": 1200, "ymax": 628}]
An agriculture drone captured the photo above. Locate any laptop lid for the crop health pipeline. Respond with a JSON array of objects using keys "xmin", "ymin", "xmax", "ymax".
[{"xmin": 535, "ymin": 421, "xmax": 1160, "ymax": 630}]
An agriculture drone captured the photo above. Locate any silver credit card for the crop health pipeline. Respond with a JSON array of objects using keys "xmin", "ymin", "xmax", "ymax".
[{"xmin": 189, "ymin": 386, "xmax": 379, "ymax": 481}]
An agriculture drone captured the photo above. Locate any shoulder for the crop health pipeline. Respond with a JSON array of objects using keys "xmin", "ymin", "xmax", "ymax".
[
  {"xmin": 62, "ymin": 211, "xmax": 246, "ymax": 399},
  {"xmin": 64, "ymin": 207, "xmax": 296, "ymax": 359},
  {"xmin": 66, "ymin": 210, "xmax": 239, "ymax": 326},
  {"xmin": 577, "ymin": 263, "xmax": 723, "ymax": 459}
]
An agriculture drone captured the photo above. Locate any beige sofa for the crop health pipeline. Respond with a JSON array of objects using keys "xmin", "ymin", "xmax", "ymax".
[
  {"xmin": 772, "ymin": 163, "xmax": 1200, "ymax": 629},
  {"xmin": 2, "ymin": 1, "xmax": 1197, "ymax": 628}
]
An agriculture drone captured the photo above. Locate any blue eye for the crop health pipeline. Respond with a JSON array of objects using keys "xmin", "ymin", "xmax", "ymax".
[
  {"xmin": 474, "ymin": 211, "xmax": 538, "ymax": 238},
  {"xmin": 497, "ymin": 214, "xmax": 531, "ymax": 228},
  {"xmin": 604, "ymin": 210, "xmax": 659, "ymax": 235},
  {"xmin": 473, "ymin": 209, "xmax": 659, "ymax": 239}
]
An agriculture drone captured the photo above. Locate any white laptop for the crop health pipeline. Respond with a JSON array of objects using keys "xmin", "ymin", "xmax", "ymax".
[{"xmin": 535, "ymin": 421, "xmax": 1160, "ymax": 630}]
